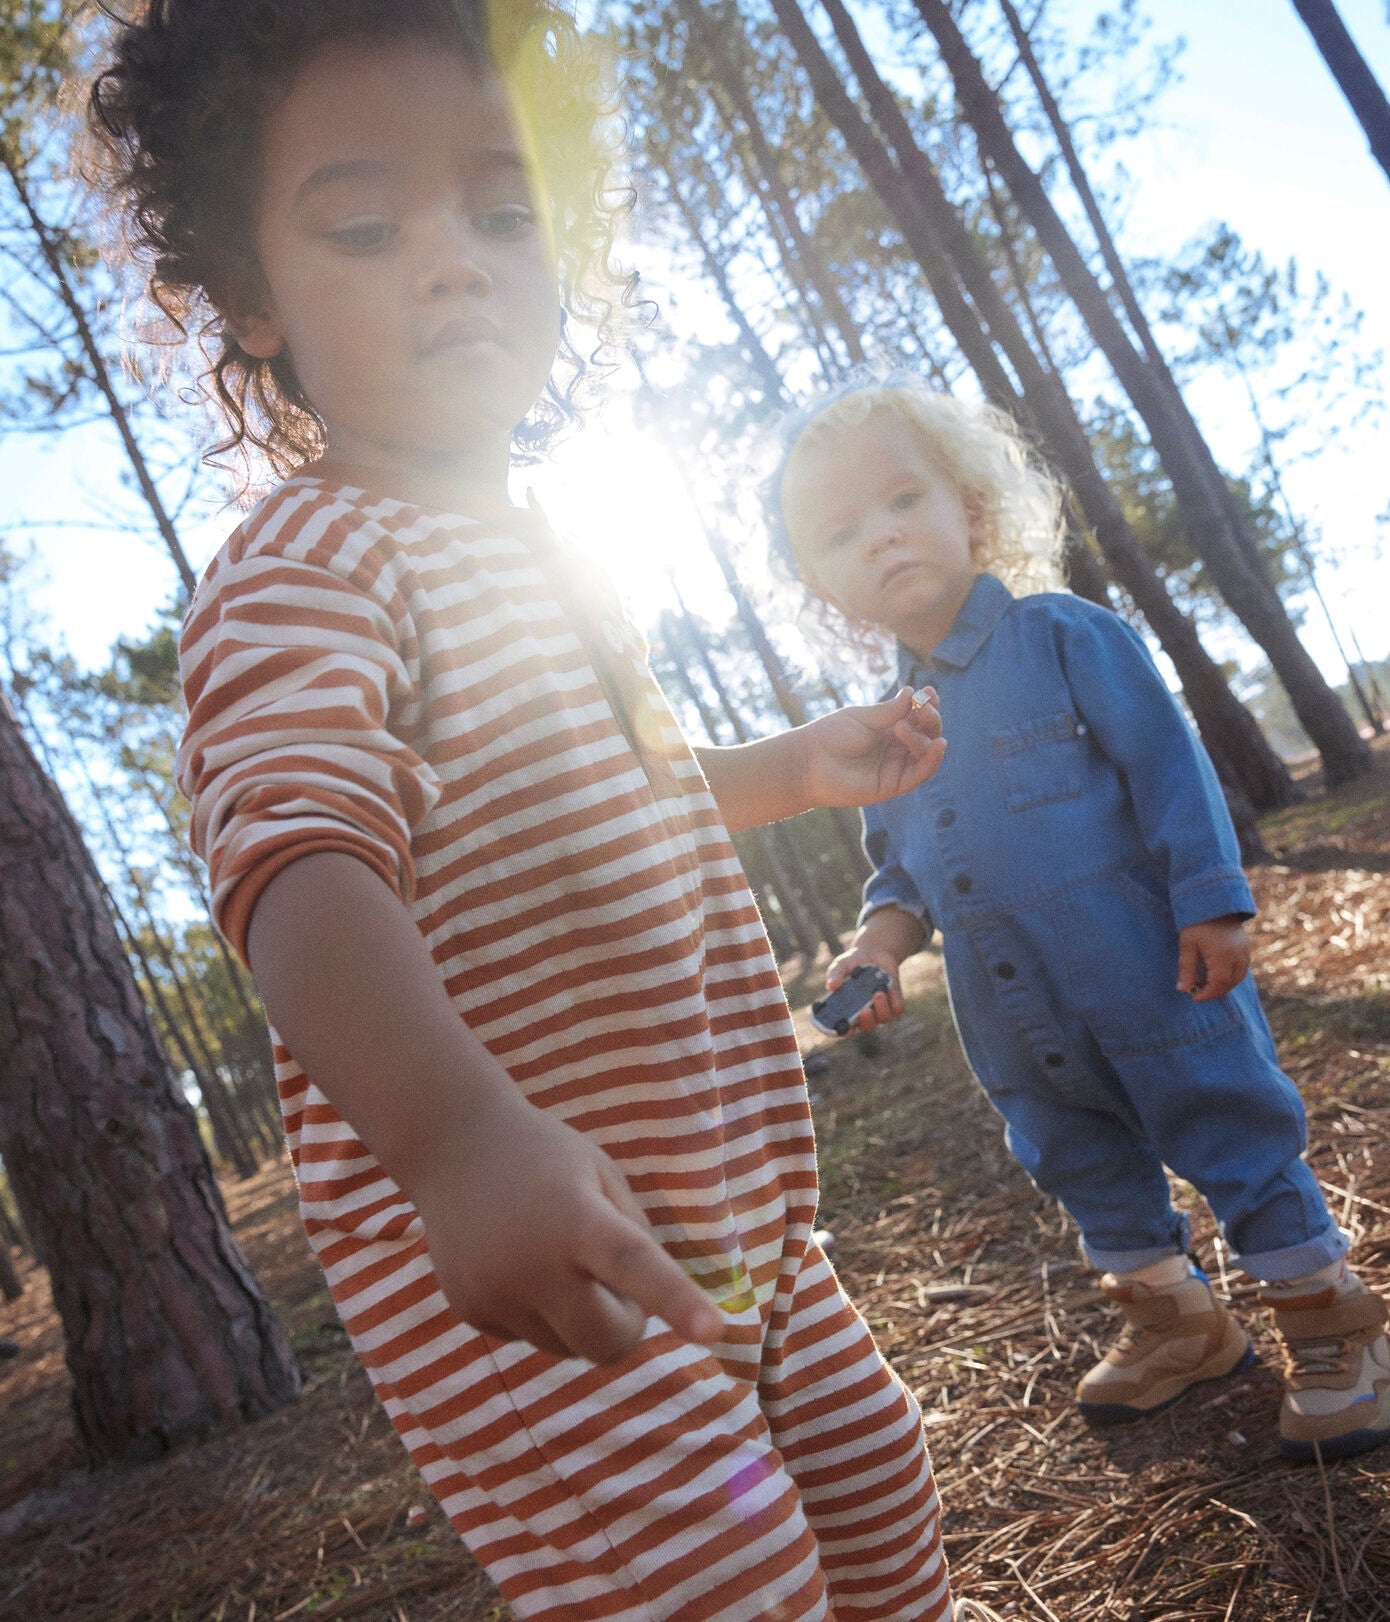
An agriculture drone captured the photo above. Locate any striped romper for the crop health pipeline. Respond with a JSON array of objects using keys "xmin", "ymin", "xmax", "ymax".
[{"xmin": 177, "ymin": 471, "xmax": 951, "ymax": 1622}]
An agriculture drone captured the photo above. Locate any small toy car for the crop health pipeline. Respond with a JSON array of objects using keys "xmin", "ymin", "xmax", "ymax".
[{"xmin": 809, "ymin": 964, "xmax": 893, "ymax": 1037}]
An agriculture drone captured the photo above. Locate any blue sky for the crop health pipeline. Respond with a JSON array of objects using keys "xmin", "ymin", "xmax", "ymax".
[{"xmin": 2, "ymin": 0, "xmax": 1386, "ymax": 686}]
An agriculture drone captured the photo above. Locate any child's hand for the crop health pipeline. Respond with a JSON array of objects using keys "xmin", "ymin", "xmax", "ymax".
[
  {"xmin": 1176, "ymin": 915, "xmax": 1251, "ymax": 1002},
  {"xmin": 410, "ymin": 1089, "xmax": 723, "ymax": 1364},
  {"xmin": 824, "ymin": 945, "xmax": 905, "ymax": 1033},
  {"xmin": 801, "ymin": 686, "xmax": 946, "ymax": 809}
]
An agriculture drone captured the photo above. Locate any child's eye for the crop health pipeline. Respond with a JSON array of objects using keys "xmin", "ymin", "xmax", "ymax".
[
  {"xmin": 825, "ymin": 526, "xmax": 854, "ymax": 550},
  {"xmin": 474, "ymin": 204, "xmax": 536, "ymax": 239},
  {"xmin": 890, "ymin": 490, "xmax": 922, "ymax": 512},
  {"xmin": 327, "ymin": 217, "xmax": 396, "ymax": 252}
]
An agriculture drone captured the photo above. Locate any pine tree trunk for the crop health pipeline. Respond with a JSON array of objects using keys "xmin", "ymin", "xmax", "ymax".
[
  {"xmin": 678, "ymin": 0, "xmax": 865, "ymax": 371},
  {"xmin": 664, "ymin": 181, "xmax": 790, "ymax": 406},
  {"xmin": 0, "ymin": 1238, "xmax": 21, "ymax": 1302},
  {"xmin": 0, "ymin": 700, "xmax": 301, "ymax": 1464},
  {"xmin": 110, "ymin": 890, "xmax": 262, "ymax": 1177},
  {"xmin": 1290, "ymin": 0, "xmax": 1390, "ymax": 184}
]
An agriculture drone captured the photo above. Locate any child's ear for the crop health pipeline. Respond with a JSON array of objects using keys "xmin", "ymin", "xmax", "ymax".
[{"xmin": 224, "ymin": 304, "xmax": 286, "ymax": 360}]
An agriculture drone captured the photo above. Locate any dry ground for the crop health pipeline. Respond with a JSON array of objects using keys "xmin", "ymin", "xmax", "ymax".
[{"xmin": 2, "ymin": 739, "xmax": 1388, "ymax": 1621}]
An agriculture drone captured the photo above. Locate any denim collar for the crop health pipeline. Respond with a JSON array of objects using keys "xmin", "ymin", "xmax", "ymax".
[{"xmin": 895, "ymin": 572, "xmax": 1014, "ymax": 683}]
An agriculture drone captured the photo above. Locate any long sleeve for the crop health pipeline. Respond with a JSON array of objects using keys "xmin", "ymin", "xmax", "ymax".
[
  {"xmin": 1057, "ymin": 607, "xmax": 1255, "ymax": 930},
  {"xmin": 859, "ymin": 803, "xmax": 936, "ymax": 937},
  {"xmin": 177, "ymin": 496, "xmax": 443, "ymax": 961}
]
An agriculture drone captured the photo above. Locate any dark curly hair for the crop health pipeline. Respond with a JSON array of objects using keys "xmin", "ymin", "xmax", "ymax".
[{"xmin": 86, "ymin": 0, "xmax": 633, "ymax": 483}]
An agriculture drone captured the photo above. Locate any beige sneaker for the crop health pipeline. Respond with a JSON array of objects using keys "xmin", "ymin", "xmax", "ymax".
[
  {"xmin": 1078, "ymin": 1269, "xmax": 1253, "ymax": 1423},
  {"xmin": 1264, "ymin": 1280, "xmax": 1390, "ymax": 1462},
  {"xmin": 953, "ymin": 1602, "xmax": 1009, "ymax": 1621}
]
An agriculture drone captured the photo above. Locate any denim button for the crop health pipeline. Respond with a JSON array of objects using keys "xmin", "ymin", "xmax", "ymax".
[
  {"xmin": 953, "ymin": 874, "xmax": 972, "ymax": 894},
  {"xmin": 1044, "ymin": 1051, "xmax": 1065, "ymax": 1068},
  {"xmin": 995, "ymin": 962, "xmax": 1016, "ymax": 979},
  {"xmin": 937, "ymin": 808, "xmax": 956, "ymax": 828}
]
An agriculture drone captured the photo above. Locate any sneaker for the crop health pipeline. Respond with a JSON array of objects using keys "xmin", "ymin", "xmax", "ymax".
[
  {"xmin": 953, "ymin": 1602, "xmax": 1009, "ymax": 1621},
  {"xmin": 1264, "ymin": 1279, "xmax": 1390, "ymax": 1462},
  {"xmin": 1077, "ymin": 1269, "xmax": 1253, "ymax": 1423}
]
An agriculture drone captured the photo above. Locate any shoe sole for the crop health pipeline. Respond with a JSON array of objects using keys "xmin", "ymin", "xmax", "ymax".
[
  {"xmin": 1280, "ymin": 1422, "xmax": 1390, "ymax": 1463},
  {"xmin": 1079, "ymin": 1342, "xmax": 1256, "ymax": 1425}
]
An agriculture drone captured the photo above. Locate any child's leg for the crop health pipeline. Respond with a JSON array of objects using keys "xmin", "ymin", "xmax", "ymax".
[
  {"xmin": 755, "ymin": 1239, "xmax": 950, "ymax": 1619},
  {"xmin": 1112, "ymin": 978, "xmax": 1341, "ymax": 1275},
  {"xmin": 325, "ymin": 1232, "xmax": 950, "ymax": 1621},
  {"xmin": 1104, "ymin": 980, "xmax": 1387, "ymax": 1456},
  {"xmin": 950, "ymin": 1014, "xmax": 1253, "ymax": 1420}
]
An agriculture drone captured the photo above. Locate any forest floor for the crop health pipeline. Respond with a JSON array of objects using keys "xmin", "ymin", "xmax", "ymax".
[{"xmin": 2, "ymin": 735, "xmax": 1388, "ymax": 1621}]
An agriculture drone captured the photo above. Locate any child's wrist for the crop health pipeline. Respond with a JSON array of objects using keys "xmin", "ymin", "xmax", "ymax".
[{"xmin": 379, "ymin": 1056, "xmax": 530, "ymax": 1202}]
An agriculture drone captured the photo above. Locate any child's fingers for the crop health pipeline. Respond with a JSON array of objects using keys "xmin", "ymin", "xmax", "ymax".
[
  {"xmin": 878, "ymin": 686, "xmax": 940, "ymax": 734},
  {"xmin": 586, "ymin": 1195, "xmax": 722, "ymax": 1352},
  {"xmin": 907, "ymin": 687, "xmax": 943, "ymax": 737},
  {"xmin": 894, "ymin": 730, "xmax": 948, "ymax": 789},
  {"xmin": 855, "ymin": 987, "xmax": 898, "ymax": 1031},
  {"xmin": 1191, "ymin": 946, "xmax": 1247, "ymax": 1002},
  {"xmin": 546, "ymin": 1279, "xmax": 649, "ymax": 1365},
  {"xmin": 887, "ymin": 693, "xmax": 943, "ymax": 748},
  {"xmin": 1175, "ymin": 935, "xmax": 1201, "ymax": 995},
  {"xmin": 476, "ymin": 1306, "xmax": 573, "ymax": 1360}
]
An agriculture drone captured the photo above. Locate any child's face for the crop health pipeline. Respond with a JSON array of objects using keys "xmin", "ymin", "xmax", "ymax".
[
  {"xmin": 236, "ymin": 39, "xmax": 560, "ymax": 495},
  {"xmin": 782, "ymin": 411, "xmax": 979, "ymax": 655}
]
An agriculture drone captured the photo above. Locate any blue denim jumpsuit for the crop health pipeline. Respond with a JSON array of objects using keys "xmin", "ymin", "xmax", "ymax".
[{"xmin": 862, "ymin": 574, "xmax": 1344, "ymax": 1281}]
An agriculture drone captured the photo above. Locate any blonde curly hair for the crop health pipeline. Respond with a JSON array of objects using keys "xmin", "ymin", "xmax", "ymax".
[{"xmin": 763, "ymin": 378, "xmax": 1067, "ymax": 663}]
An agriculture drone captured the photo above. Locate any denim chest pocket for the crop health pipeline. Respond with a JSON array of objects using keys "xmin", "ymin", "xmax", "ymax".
[{"xmin": 993, "ymin": 710, "xmax": 1086, "ymax": 812}]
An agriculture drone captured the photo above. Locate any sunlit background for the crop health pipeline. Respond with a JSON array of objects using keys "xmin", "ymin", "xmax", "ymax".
[{"xmin": 1, "ymin": 0, "xmax": 1385, "ymax": 699}]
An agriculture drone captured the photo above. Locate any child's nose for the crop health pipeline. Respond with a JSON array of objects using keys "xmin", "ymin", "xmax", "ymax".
[
  {"xmin": 863, "ymin": 512, "xmax": 901, "ymax": 556},
  {"xmin": 417, "ymin": 210, "xmax": 491, "ymax": 300}
]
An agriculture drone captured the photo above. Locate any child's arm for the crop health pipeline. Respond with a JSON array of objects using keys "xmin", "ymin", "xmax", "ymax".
[
  {"xmin": 246, "ymin": 852, "xmax": 723, "ymax": 1364},
  {"xmin": 1177, "ymin": 914, "xmax": 1252, "ymax": 1002},
  {"xmin": 696, "ymin": 686, "xmax": 945, "ymax": 833},
  {"xmin": 823, "ymin": 905, "xmax": 928, "ymax": 1033},
  {"xmin": 1058, "ymin": 607, "xmax": 1258, "ymax": 973}
]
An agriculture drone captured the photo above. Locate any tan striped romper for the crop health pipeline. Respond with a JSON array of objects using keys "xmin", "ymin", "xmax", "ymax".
[{"xmin": 177, "ymin": 471, "xmax": 951, "ymax": 1622}]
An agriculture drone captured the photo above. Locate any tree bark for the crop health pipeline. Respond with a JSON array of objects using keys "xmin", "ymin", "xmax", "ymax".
[
  {"xmin": 17, "ymin": 704, "xmax": 264, "ymax": 1175},
  {"xmin": 0, "ymin": 1234, "xmax": 21, "ymax": 1301},
  {"xmin": 1290, "ymin": 0, "xmax": 1390, "ymax": 185},
  {"xmin": 768, "ymin": 0, "xmax": 1298, "ymax": 811},
  {"xmin": 995, "ymin": 0, "xmax": 1178, "ymax": 382},
  {"xmin": 911, "ymin": 0, "xmax": 1369, "ymax": 785},
  {"xmin": 0, "ymin": 699, "xmax": 300, "ymax": 1464}
]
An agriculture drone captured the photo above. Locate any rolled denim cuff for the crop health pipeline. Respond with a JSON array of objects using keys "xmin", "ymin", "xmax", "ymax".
[
  {"xmin": 856, "ymin": 896, "xmax": 932, "ymax": 932},
  {"xmin": 1082, "ymin": 1208, "xmax": 1191, "ymax": 1274},
  {"xmin": 1234, "ymin": 1222, "xmax": 1350, "ymax": 1284}
]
